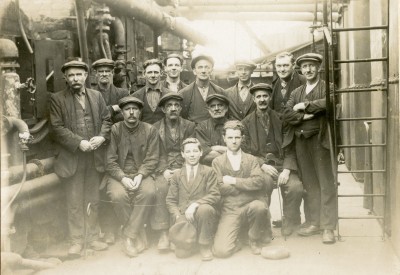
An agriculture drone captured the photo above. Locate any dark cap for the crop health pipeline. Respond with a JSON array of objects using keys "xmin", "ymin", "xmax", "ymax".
[
  {"xmin": 249, "ymin": 83, "xmax": 273, "ymax": 95},
  {"xmin": 295, "ymin": 53, "xmax": 323, "ymax": 66},
  {"xmin": 143, "ymin": 59, "xmax": 163, "ymax": 70},
  {"xmin": 118, "ymin": 96, "xmax": 144, "ymax": 109},
  {"xmin": 92, "ymin": 58, "xmax": 115, "ymax": 69},
  {"xmin": 168, "ymin": 221, "xmax": 197, "ymax": 250},
  {"xmin": 61, "ymin": 60, "xmax": 89, "ymax": 73},
  {"xmin": 158, "ymin": 92, "xmax": 183, "ymax": 107},
  {"xmin": 235, "ymin": 59, "xmax": 257, "ymax": 70},
  {"xmin": 191, "ymin": 54, "xmax": 214, "ymax": 69},
  {"xmin": 205, "ymin": 93, "xmax": 229, "ymax": 106},
  {"xmin": 163, "ymin": 53, "xmax": 184, "ymax": 66}
]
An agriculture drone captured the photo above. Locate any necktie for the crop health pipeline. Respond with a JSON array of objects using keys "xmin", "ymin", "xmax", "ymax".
[
  {"xmin": 239, "ymin": 86, "xmax": 248, "ymax": 102},
  {"xmin": 76, "ymin": 92, "xmax": 85, "ymax": 109},
  {"xmin": 281, "ymin": 81, "xmax": 287, "ymax": 97}
]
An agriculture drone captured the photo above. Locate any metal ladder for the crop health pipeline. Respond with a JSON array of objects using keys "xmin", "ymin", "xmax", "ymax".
[{"xmin": 322, "ymin": 0, "xmax": 390, "ymax": 240}]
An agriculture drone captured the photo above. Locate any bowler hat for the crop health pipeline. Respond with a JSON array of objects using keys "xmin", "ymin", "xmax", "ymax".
[
  {"xmin": 163, "ymin": 53, "xmax": 184, "ymax": 66},
  {"xmin": 61, "ymin": 60, "xmax": 89, "ymax": 73},
  {"xmin": 169, "ymin": 220, "xmax": 197, "ymax": 250},
  {"xmin": 235, "ymin": 59, "xmax": 257, "ymax": 71},
  {"xmin": 191, "ymin": 54, "xmax": 214, "ymax": 69},
  {"xmin": 118, "ymin": 96, "xmax": 144, "ymax": 109},
  {"xmin": 205, "ymin": 93, "xmax": 229, "ymax": 106},
  {"xmin": 295, "ymin": 53, "xmax": 323, "ymax": 66},
  {"xmin": 249, "ymin": 83, "xmax": 273, "ymax": 95},
  {"xmin": 158, "ymin": 92, "xmax": 183, "ymax": 107},
  {"xmin": 92, "ymin": 58, "xmax": 115, "ymax": 69}
]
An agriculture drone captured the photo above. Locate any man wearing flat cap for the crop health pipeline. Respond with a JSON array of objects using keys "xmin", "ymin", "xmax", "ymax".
[
  {"xmin": 241, "ymin": 83, "xmax": 303, "ymax": 237},
  {"xmin": 226, "ymin": 60, "xmax": 257, "ymax": 120},
  {"xmin": 154, "ymin": 93, "xmax": 196, "ymax": 181},
  {"xmin": 105, "ymin": 96, "xmax": 170, "ymax": 257},
  {"xmin": 160, "ymin": 54, "xmax": 187, "ymax": 93},
  {"xmin": 92, "ymin": 58, "xmax": 129, "ymax": 124},
  {"xmin": 50, "ymin": 60, "xmax": 111, "ymax": 256},
  {"xmin": 131, "ymin": 58, "xmax": 170, "ymax": 124},
  {"xmin": 283, "ymin": 53, "xmax": 336, "ymax": 244},
  {"xmin": 179, "ymin": 54, "xmax": 226, "ymax": 124},
  {"xmin": 194, "ymin": 93, "xmax": 230, "ymax": 166}
]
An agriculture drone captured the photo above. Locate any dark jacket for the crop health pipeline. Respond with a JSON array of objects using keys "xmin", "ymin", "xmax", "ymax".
[
  {"xmin": 92, "ymin": 84, "xmax": 129, "ymax": 123},
  {"xmin": 194, "ymin": 117, "xmax": 227, "ymax": 157},
  {"xmin": 225, "ymin": 82, "xmax": 256, "ymax": 120},
  {"xmin": 49, "ymin": 87, "xmax": 111, "ymax": 178}
]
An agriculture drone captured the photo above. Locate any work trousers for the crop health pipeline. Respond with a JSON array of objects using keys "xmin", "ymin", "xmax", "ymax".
[
  {"xmin": 213, "ymin": 200, "xmax": 271, "ymax": 258},
  {"xmin": 63, "ymin": 152, "xmax": 101, "ymax": 244},
  {"xmin": 295, "ymin": 135, "xmax": 337, "ymax": 230},
  {"xmin": 106, "ymin": 175, "xmax": 169, "ymax": 239}
]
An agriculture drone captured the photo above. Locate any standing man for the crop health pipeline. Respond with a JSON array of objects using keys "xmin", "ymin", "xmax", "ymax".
[
  {"xmin": 166, "ymin": 138, "xmax": 220, "ymax": 261},
  {"xmin": 226, "ymin": 60, "xmax": 257, "ymax": 120},
  {"xmin": 154, "ymin": 93, "xmax": 196, "ymax": 180},
  {"xmin": 180, "ymin": 54, "xmax": 226, "ymax": 124},
  {"xmin": 161, "ymin": 53, "xmax": 187, "ymax": 92},
  {"xmin": 242, "ymin": 83, "xmax": 303, "ymax": 236},
  {"xmin": 92, "ymin": 58, "xmax": 130, "ymax": 123},
  {"xmin": 131, "ymin": 59, "xmax": 170, "ymax": 124},
  {"xmin": 49, "ymin": 60, "xmax": 111, "ymax": 255},
  {"xmin": 283, "ymin": 53, "xmax": 336, "ymax": 244},
  {"xmin": 106, "ymin": 97, "xmax": 170, "ymax": 257},
  {"xmin": 213, "ymin": 121, "xmax": 272, "ymax": 258},
  {"xmin": 194, "ymin": 94, "xmax": 229, "ymax": 166}
]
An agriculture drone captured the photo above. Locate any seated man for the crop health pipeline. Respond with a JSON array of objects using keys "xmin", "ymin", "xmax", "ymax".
[
  {"xmin": 166, "ymin": 138, "xmax": 220, "ymax": 261},
  {"xmin": 194, "ymin": 94, "xmax": 229, "ymax": 166},
  {"xmin": 105, "ymin": 96, "xmax": 170, "ymax": 257},
  {"xmin": 212, "ymin": 121, "xmax": 272, "ymax": 258}
]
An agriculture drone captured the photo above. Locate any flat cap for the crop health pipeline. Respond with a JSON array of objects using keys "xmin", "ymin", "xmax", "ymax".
[
  {"xmin": 158, "ymin": 92, "xmax": 183, "ymax": 107},
  {"xmin": 118, "ymin": 96, "xmax": 144, "ymax": 109},
  {"xmin": 235, "ymin": 59, "xmax": 257, "ymax": 70},
  {"xmin": 169, "ymin": 220, "xmax": 197, "ymax": 250},
  {"xmin": 191, "ymin": 54, "xmax": 214, "ymax": 69},
  {"xmin": 61, "ymin": 60, "xmax": 88, "ymax": 73},
  {"xmin": 206, "ymin": 93, "xmax": 229, "ymax": 105},
  {"xmin": 163, "ymin": 53, "xmax": 184, "ymax": 65},
  {"xmin": 92, "ymin": 58, "xmax": 115, "ymax": 69},
  {"xmin": 143, "ymin": 59, "xmax": 163, "ymax": 70},
  {"xmin": 296, "ymin": 53, "xmax": 323, "ymax": 66},
  {"xmin": 249, "ymin": 83, "xmax": 273, "ymax": 95}
]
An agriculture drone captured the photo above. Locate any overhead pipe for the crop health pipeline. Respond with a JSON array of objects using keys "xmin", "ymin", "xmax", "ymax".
[
  {"xmin": 74, "ymin": 0, "xmax": 90, "ymax": 66},
  {"xmin": 96, "ymin": 0, "xmax": 208, "ymax": 45},
  {"xmin": 177, "ymin": 4, "xmax": 340, "ymax": 13},
  {"xmin": 178, "ymin": 0, "xmax": 330, "ymax": 5}
]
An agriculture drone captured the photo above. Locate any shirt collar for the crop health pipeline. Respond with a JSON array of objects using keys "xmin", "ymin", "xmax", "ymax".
[
  {"xmin": 238, "ymin": 81, "xmax": 252, "ymax": 91},
  {"xmin": 146, "ymin": 82, "xmax": 162, "ymax": 93},
  {"xmin": 256, "ymin": 109, "xmax": 270, "ymax": 118}
]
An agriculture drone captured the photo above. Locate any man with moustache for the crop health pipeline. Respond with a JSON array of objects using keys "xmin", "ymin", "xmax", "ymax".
[
  {"xmin": 154, "ymin": 93, "xmax": 196, "ymax": 181},
  {"xmin": 283, "ymin": 53, "xmax": 336, "ymax": 244},
  {"xmin": 49, "ymin": 60, "xmax": 111, "ymax": 255},
  {"xmin": 212, "ymin": 121, "xmax": 271, "ymax": 258},
  {"xmin": 242, "ymin": 83, "xmax": 303, "ymax": 236},
  {"xmin": 160, "ymin": 53, "xmax": 187, "ymax": 92},
  {"xmin": 180, "ymin": 54, "xmax": 226, "ymax": 124},
  {"xmin": 194, "ymin": 94, "xmax": 229, "ymax": 166},
  {"xmin": 131, "ymin": 59, "xmax": 170, "ymax": 124},
  {"xmin": 106, "ymin": 97, "xmax": 170, "ymax": 257},
  {"xmin": 226, "ymin": 60, "xmax": 257, "ymax": 120}
]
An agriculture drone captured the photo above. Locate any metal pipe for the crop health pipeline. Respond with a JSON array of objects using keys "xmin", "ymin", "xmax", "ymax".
[
  {"xmin": 16, "ymin": 0, "xmax": 33, "ymax": 54},
  {"xmin": 74, "ymin": 0, "xmax": 90, "ymax": 65},
  {"xmin": 177, "ymin": 4, "xmax": 339, "ymax": 13},
  {"xmin": 8, "ymin": 157, "xmax": 54, "ymax": 183},
  {"xmin": 96, "ymin": 0, "xmax": 208, "ymax": 45},
  {"xmin": 3, "ymin": 116, "xmax": 29, "ymax": 135}
]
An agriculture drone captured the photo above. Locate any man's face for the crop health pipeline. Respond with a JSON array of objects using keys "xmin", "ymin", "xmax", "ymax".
[
  {"xmin": 122, "ymin": 103, "xmax": 141, "ymax": 126},
  {"xmin": 253, "ymin": 90, "xmax": 271, "ymax": 111},
  {"xmin": 193, "ymin": 59, "xmax": 213, "ymax": 81},
  {"xmin": 64, "ymin": 67, "xmax": 87, "ymax": 91},
  {"xmin": 95, "ymin": 65, "xmax": 113, "ymax": 85},
  {"xmin": 236, "ymin": 65, "xmax": 253, "ymax": 83},
  {"xmin": 275, "ymin": 56, "xmax": 295, "ymax": 80},
  {"xmin": 207, "ymin": 99, "xmax": 228, "ymax": 119},
  {"xmin": 144, "ymin": 64, "xmax": 162, "ymax": 85},
  {"xmin": 181, "ymin": 143, "xmax": 203, "ymax": 166},
  {"xmin": 165, "ymin": 57, "xmax": 183, "ymax": 79},
  {"xmin": 161, "ymin": 99, "xmax": 182, "ymax": 120},
  {"xmin": 300, "ymin": 61, "xmax": 320, "ymax": 82},
  {"xmin": 223, "ymin": 129, "xmax": 243, "ymax": 152}
]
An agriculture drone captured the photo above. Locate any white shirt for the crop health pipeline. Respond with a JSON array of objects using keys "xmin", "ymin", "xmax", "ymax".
[
  {"xmin": 305, "ymin": 80, "xmax": 319, "ymax": 95},
  {"xmin": 226, "ymin": 149, "xmax": 242, "ymax": 171},
  {"xmin": 186, "ymin": 164, "xmax": 199, "ymax": 182},
  {"xmin": 198, "ymin": 86, "xmax": 209, "ymax": 101}
]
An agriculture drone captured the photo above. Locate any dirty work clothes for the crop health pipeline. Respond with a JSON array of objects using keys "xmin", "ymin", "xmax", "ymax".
[
  {"xmin": 225, "ymin": 82, "xmax": 256, "ymax": 121},
  {"xmin": 194, "ymin": 117, "xmax": 228, "ymax": 158},
  {"xmin": 92, "ymin": 84, "xmax": 129, "ymax": 123},
  {"xmin": 212, "ymin": 152, "xmax": 271, "ymax": 258}
]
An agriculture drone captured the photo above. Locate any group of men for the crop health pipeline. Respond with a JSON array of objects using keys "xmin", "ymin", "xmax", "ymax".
[{"xmin": 49, "ymin": 50, "xmax": 336, "ymax": 261}]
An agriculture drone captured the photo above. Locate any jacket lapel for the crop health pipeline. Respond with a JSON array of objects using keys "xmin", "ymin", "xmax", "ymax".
[
  {"xmin": 64, "ymin": 88, "xmax": 76, "ymax": 130},
  {"xmin": 180, "ymin": 166, "xmax": 191, "ymax": 193},
  {"xmin": 189, "ymin": 164, "xmax": 203, "ymax": 193}
]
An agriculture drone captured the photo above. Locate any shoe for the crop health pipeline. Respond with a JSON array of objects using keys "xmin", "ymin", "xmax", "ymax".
[
  {"xmin": 104, "ymin": 232, "xmax": 115, "ymax": 245},
  {"xmin": 89, "ymin": 240, "xmax": 108, "ymax": 251},
  {"xmin": 272, "ymin": 219, "xmax": 282, "ymax": 228},
  {"xmin": 157, "ymin": 231, "xmax": 170, "ymax": 251},
  {"xmin": 249, "ymin": 240, "xmax": 262, "ymax": 255},
  {"xmin": 135, "ymin": 236, "xmax": 146, "ymax": 253},
  {"xmin": 122, "ymin": 238, "xmax": 138, "ymax": 257},
  {"xmin": 298, "ymin": 225, "xmax": 320, "ymax": 236},
  {"xmin": 300, "ymin": 221, "xmax": 310, "ymax": 228},
  {"xmin": 68, "ymin": 243, "xmax": 82, "ymax": 256},
  {"xmin": 322, "ymin": 229, "xmax": 336, "ymax": 244},
  {"xmin": 200, "ymin": 245, "xmax": 213, "ymax": 261}
]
